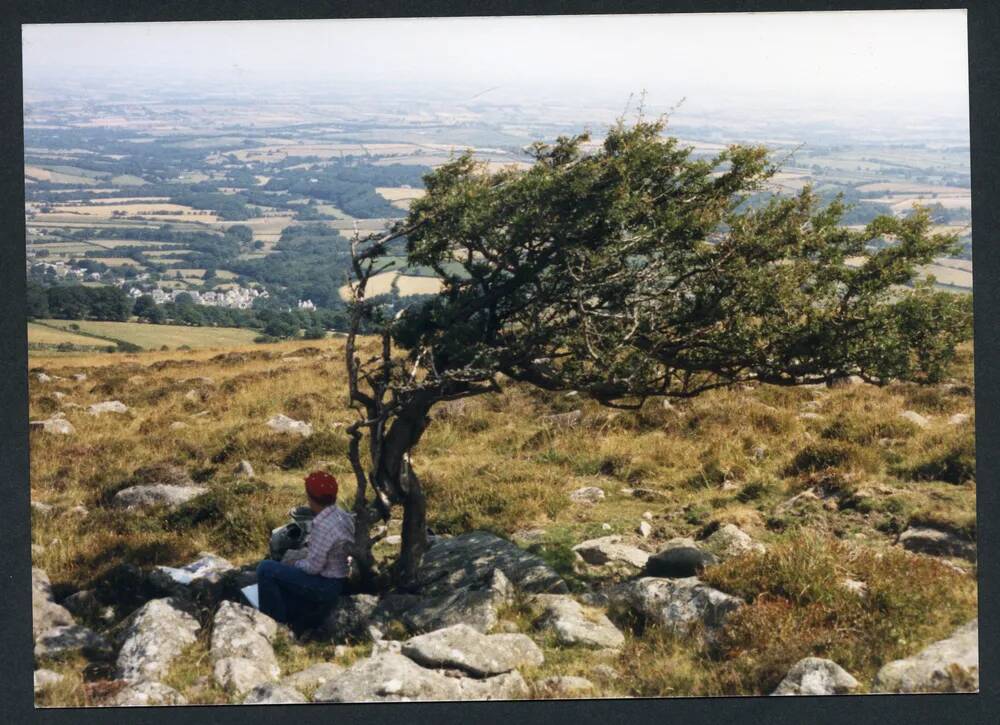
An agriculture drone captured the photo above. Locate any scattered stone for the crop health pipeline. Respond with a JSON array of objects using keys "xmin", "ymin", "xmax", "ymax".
[
  {"xmin": 572, "ymin": 535, "xmax": 649, "ymax": 570},
  {"xmin": 899, "ymin": 410, "xmax": 930, "ymax": 429},
  {"xmin": 62, "ymin": 589, "xmax": 99, "ymax": 618},
  {"xmin": 401, "ymin": 623, "xmax": 543, "ymax": 676},
  {"xmin": 414, "ymin": 531, "xmax": 567, "ymax": 597},
  {"xmin": 210, "ymin": 601, "xmax": 281, "ymax": 680},
  {"xmin": 751, "ymin": 445, "xmax": 768, "ymax": 461},
  {"xmin": 31, "ymin": 501, "xmax": 53, "ymax": 515},
  {"xmin": 149, "ymin": 552, "xmax": 236, "ymax": 601},
  {"xmin": 88, "ymin": 400, "xmax": 129, "ymax": 415},
  {"xmin": 948, "ymin": 413, "xmax": 971, "ymax": 426},
  {"xmin": 569, "ymin": 486, "xmax": 605, "ymax": 504},
  {"xmin": 798, "ymin": 412, "xmax": 823, "ymax": 421},
  {"xmin": 899, "ymin": 527, "xmax": 976, "ymax": 561},
  {"xmin": 840, "ymin": 578, "xmax": 868, "ymax": 597},
  {"xmin": 236, "ymin": 459, "xmax": 255, "ymax": 478},
  {"xmin": 29, "ymin": 417, "xmax": 76, "ymax": 435},
  {"xmin": 772, "ymin": 657, "xmax": 860, "ymax": 695},
  {"xmin": 544, "ymin": 410, "xmax": 583, "ymax": 428},
  {"xmin": 313, "ymin": 652, "xmax": 527, "ymax": 702},
  {"xmin": 52, "ymin": 391, "xmax": 67, "ymax": 401},
  {"xmin": 629, "ymin": 487, "xmax": 664, "ymax": 501},
  {"xmin": 266, "ymin": 414, "xmax": 313, "ymax": 437},
  {"xmin": 116, "ymin": 598, "xmax": 201, "ymax": 682},
  {"xmin": 66, "ymin": 505, "xmax": 88, "ymax": 518},
  {"xmin": 874, "ymin": 620, "xmax": 978, "ymax": 693},
  {"xmin": 184, "ymin": 389, "xmax": 203, "ymax": 402},
  {"xmin": 243, "ymin": 682, "xmax": 309, "ymax": 704},
  {"xmin": 590, "ymin": 663, "xmax": 618, "ymax": 681},
  {"xmin": 283, "ymin": 663, "xmax": 343, "ymax": 691},
  {"xmin": 113, "ymin": 483, "xmax": 208, "ymax": 510},
  {"xmin": 72, "ymin": 373, "xmax": 87, "ymax": 382},
  {"xmin": 703, "ymin": 524, "xmax": 765, "ymax": 559},
  {"xmin": 403, "ymin": 569, "xmax": 513, "ymax": 634},
  {"xmin": 168, "ymin": 421, "xmax": 188, "ymax": 430},
  {"xmin": 33, "ymin": 668, "xmax": 64, "ymax": 693},
  {"xmin": 35, "ymin": 624, "xmax": 111, "ymax": 659},
  {"xmin": 32, "ymin": 568, "xmax": 74, "ymax": 639},
  {"xmin": 533, "ymin": 594, "xmax": 625, "ymax": 649},
  {"xmin": 637, "ymin": 521, "xmax": 653, "ymax": 538},
  {"xmin": 536, "ymin": 675, "xmax": 595, "ymax": 697},
  {"xmin": 214, "ymin": 657, "xmax": 277, "ymax": 696},
  {"xmin": 642, "ymin": 511, "xmax": 654, "ymax": 521},
  {"xmin": 112, "ymin": 681, "xmax": 187, "ymax": 706},
  {"xmin": 35, "ymin": 372, "xmax": 52, "ymax": 383},
  {"xmin": 644, "ymin": 539, "xmax": 719, "ymax": 578},
  {"xmin": 31, "ymin": 544, "xmax": 45, "ymax": 557},
  {"xmin": 601, "ymin": 523, "xmax": 612, "ymax": 531},
  {"xmin": 609, "ymin": 577, "xmax": 743, "ymax": 633}
]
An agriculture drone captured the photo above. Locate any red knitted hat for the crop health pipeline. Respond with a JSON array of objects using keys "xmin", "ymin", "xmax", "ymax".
[{"xmin": 305, "ymin": 471, "xmax": 338, "ymax": 501}]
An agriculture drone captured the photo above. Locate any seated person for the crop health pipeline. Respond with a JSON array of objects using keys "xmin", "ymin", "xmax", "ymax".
[{"xmin": 256, "ymin": 471, "xmax": 353, "ymax": 628}]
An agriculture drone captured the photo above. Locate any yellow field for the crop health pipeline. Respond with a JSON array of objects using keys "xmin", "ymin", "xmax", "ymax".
[
  {"xmin": 86, "ymin": 197, "xmax": 170, "ymax": 205},
  {"xmin": 34, "ymin": 319, "xmax": 261, "ymax": 352},
  {"xmin": 27, "ymin": 323, "xmax": 105, "ymax": 347},
  {"xmin": 24, "ymin": 165, "xmax": 99, "ymax": 186},
  {"xmin": 923, "ymin": 264, "xmax": 973, "ymax": 288},
  {"xmin": 42, "ymin": 203, "xmax": 213, "ymax": 219},
  {"xmin": 338, "ymin": 271, "xmax": 444, "ymax": 301}
]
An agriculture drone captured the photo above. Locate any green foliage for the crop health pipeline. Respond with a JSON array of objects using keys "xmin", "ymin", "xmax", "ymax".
[{"xmin": 388, "ymin": 118, "xmax": 970, "ymax": 408}]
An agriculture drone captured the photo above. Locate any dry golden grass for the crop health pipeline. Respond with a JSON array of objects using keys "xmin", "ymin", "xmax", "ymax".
[{"xmin": 28, "ymin": 338, "xmax": 977, "ymax": 703}]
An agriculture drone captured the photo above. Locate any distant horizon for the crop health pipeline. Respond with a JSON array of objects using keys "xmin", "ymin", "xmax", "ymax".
[{"xmin": 23, "ymin": 10, "xmax": 969, "ymax": 126}]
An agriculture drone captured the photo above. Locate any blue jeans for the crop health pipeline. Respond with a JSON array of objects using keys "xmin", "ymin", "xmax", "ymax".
[{"xmin": 255, "ymin": 560, "xmax": 345, "ymax": 625}]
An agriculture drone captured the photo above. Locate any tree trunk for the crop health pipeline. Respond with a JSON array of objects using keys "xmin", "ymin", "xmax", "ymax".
[{"xmin": 397, "ymin": 462, "xmax": 428, "ymax": 590}]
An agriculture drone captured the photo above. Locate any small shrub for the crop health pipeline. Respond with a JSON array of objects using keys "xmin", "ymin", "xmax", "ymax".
[
  {"xmin": 785, "ymin": 440, "xmax": 877, "ymax": 476},
  {"xmin": 898, "ymin": 431, "xmax": 975, "ymax": 484},
  {"xmin": 281, "ymin": 431, "xmax": 348, "ymax": 470}
]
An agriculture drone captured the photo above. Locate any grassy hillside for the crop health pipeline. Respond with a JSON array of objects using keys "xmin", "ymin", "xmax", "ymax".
[{"xmin": 28, "ymin": 338, "xmax": 976, "ymax": 704}]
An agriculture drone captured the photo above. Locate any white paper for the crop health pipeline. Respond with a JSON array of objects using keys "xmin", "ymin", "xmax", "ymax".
[{"xmin": 241, "ymin": 584, "xmax": 260, "ymax": 609}]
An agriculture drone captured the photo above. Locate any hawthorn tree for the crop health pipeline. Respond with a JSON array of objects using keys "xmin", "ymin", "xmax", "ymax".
[{"xmin": 342, "ymin": 118, "xmax": 971, "ymax": 589}]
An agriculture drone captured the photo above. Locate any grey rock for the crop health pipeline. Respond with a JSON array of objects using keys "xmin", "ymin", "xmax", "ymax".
[
  {"xmin": 169, "ymin": 421, "xmax": 188, "ymax": 431},
  {"xmin": 322, "ymin": 594, "xmax": 381, "ymax": 642},
  {"xmin": 948, "ymin": 413, "xmax": 971, "ymax": 426},
  {"xmin": 841, "ymin": 578, "xmax": 868, "ymax": 597},
  {"xmin": 266, "ymin": 414, "xmax": 313, "ymax": 437},
  {"xmin": 899, "ymin": 527, "xmax": 976, "ymax": 561},
  {"xmin": 572, "ymin": 535, "xmax": 649, "ymax": 570},
  {"xmin": 32, "ymin": 568, "xmax": 74, "ymax": 639},
  {"xmin": 536, "ymin": 675, "xmax": 595, "ymax": 697},
  {"xmin": 184, "ymin": 389, "xmax": 203, "ymax": 403},
  {"xmin": 874, "ymin": 620, "xmax": 979, "ymax": 693},
  {"xmin": 112, "ymin": 680, "xmax": 187, "ymax": 706},
  {"xmin": 116, "ymin": 598, "xmax": 201, "ymax": 682},
  {"xmin": 35, "ymin": 624, "xmax": 111, "ymax": 659},
  {"xmin": 33, "ymin": 668, "xmax": 64, "ymax": 693},
  {"xmin": 29, "ymin": 417, "xmax": 75, "ymax": 435},
  {"xmin": 314, "ymin": 652, "xmax": 527, "ymax": 702},
  {"xmin": 569, "ymin": 486, "xmax": 605, "ymax": 504},
  {"xmin": 31, "ymin": 501, "xmax": 53, "ymax": 515},
  {"xmin": 214, "ymin": 657, "xmax": 277, "ymax": 696},
  {"xmin": 590, "ymin": 663, "xmax": 619, "ymax": 681},
  {"xmin": 88, "ymin": 400, "xmax": 129, "ymax": 415},
  {"xmin": 62, "ymin": 589, "xmax": 100, "ymax": 618},
  {"xmin": 401, "ymin": 623, "xmax": 543, "ymax": 676},
  {"xmin": 211, "ymin": 601, "xmax": 281, "ymax": 680},
  {"xmin": 645, "ymin": 538, "xmax": 719, "ymax": 577},
  {"xmin": 703, "ymin": 524, "xmax": 765, "ymax": 559},
  {"xmin": 637, "ymin": 521, "xmax": 653, "ymax": 538},
  {"xmin": 899, "ymin": 410, "xmax": 930, "ymax": 429},
  {"xmin": 243, "ymin": 682, "xmax": 309, "ymax": 704},
  {"xmin": 772, "ymin": 657, "xmax": 860, "ymax": 695},
  {"xmin": 545, "ymin": 410, "xmax": 583, "ymax": 428},
  {"xmin": 112, "ymin": 483, "xmax": 208, "ymax": 510},
  {"xmin": 31, "ymin": 544, "xmax": 46, "ymax": 557},
  {"xmin": 283, "ymin": 662, "xmax": 343, "ymax": 691},
  {"xmin": 35, "ymin": 372, "xmax": 52, "ymax": 383},
  {"xmin": 415, "ymin": 531, "xmax": 567, "ymax": 598},
  {"xmin": 533, "ymin": 594, "xmax": 624, "ymax": 649},
  {"xmin": 71, "ymin": 373, "xmax": 87, "ymax": 382},
  {"xmin": 608, "ymin": 577, "xmax": 743, "ymax": 633},
  {"xmin": 403, "ymin": 569, "xmax": 513, "ymax": 634},
  {"xmin": 237, "ymin": 459, "xmax": 255, "ymax": 478}
]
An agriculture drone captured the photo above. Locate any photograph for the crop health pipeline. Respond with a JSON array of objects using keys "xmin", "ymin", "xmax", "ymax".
[{"xmin": 23, "ymin": 8, "xmax": 978, "ymax": 708}]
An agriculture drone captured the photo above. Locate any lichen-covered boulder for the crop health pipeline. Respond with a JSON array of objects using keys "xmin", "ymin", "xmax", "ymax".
[
  {"xmin": 608, "ymin": 576, "xmax": 743, "ymax": 633},
  {"xmin": 112, "ymin": 681, "xmax": 188, "ymax": 706},
  {"xmin": 771, "ymin": 657, "xmax": 859, "ymax": 695},
  {"xmin": 243, "ymin": 682, "xmax": 308, "ymax": 704},
  {"xmin": 210, "ymin": 601, "xmax": 281, "ymax": 680},
  {"xmin": 532, "ymin": 594, "xmax": 624, "ymax": 649},
  {"xmin": 874, "ymin": 620, "xmax": 979, "ymax": 693},
  {"xmin": 400, "ymin": 624, "xmax": 543, "ymax": 677},
  {"xmin": 116, "ymin": 598, "xmax": 201, "ymax": 682}
]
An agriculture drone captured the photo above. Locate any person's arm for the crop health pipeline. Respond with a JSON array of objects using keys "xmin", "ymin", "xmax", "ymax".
[{"xmin": 294, "ymin": 516, "xmax": 334, "ymax": 575}]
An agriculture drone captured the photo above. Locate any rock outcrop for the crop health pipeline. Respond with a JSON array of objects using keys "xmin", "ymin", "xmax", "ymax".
[
  {"xmin": 116, "ymin": 598, "xmax": 201, "ymax": 682},
  {"xmin": 874, "ymin": 620, "xmax": 979, "ymax": 693},
  {"xmin": 243, "ymin": 683, "xmax": 309, "ymax": 705},
  {"xmin": 112, "ymin": 483, "xmax": 208, "ymax": 510},
  {"xmin": 266, "ymin": 414, "xmax": 313, "ymax": 437},
  {"xmin": 899, "ymin": 527, "xmax": 976, "ymax": 562},
  {"xmin": 32, "ymin": 568, "xmax": 74, "ymax": 639},
  {"xmin": 608, "ymin": 577, "xmax": 743, "ymax": 633},
  {"xmin": 112, "ymin": 680, "xmax": 188, "ymax": 706},
  {"xmin": 532, "ymin": 594, "xmax": 624, "ymax": 649},
  {"xmin": 400, "ymin": 624, "xmax": 543, "ymax": 677},
  {"xmin": 572, "ymin": 535, "xmax": 649, "ymax": 571},
  {"xmin": 644, "ymin": 538, "xmax": 719, "ymax": 578},
  {"xmin": 210, "ymin": 601, "xmax": 281, "ymax": 694},
  {"xmin": 402, "ymin": 568, "xmax": 513, "ymax": 634},
  {"xmin": 771, "ymin": 657, "xmax": 859, "ymax": 695}
]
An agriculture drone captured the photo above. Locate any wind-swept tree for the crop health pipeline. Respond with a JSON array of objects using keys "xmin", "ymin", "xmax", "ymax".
[{"xmin": 342, "ymin": 118, "xmax": 971, "ymax": 589}]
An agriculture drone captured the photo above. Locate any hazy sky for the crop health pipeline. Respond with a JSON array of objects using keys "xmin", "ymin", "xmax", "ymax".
[{"xmin": 23, "ymin": 10, "xmax": 968, "ymax": 114}]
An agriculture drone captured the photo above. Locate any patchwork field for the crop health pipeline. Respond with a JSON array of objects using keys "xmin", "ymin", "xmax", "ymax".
[
  {"xmin": 338, "ymin": 271, "xmax": 444, "ymax": 301},
  {"xmin": 33, "ymin": 320, "xmax": 261, "ymax": 351},
  {"xmin": 27, "ymin": 323, "xmax": 108, "ymax": 348}
]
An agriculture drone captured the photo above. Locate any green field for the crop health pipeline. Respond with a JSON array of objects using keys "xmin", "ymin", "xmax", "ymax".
[
  {"xmin": 27, "ymin": 322, "xmax": 108, "ymax": 348},
  {"xmin": 35, "ymin": 319, "xmax": 260, "ymax": 351}
]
